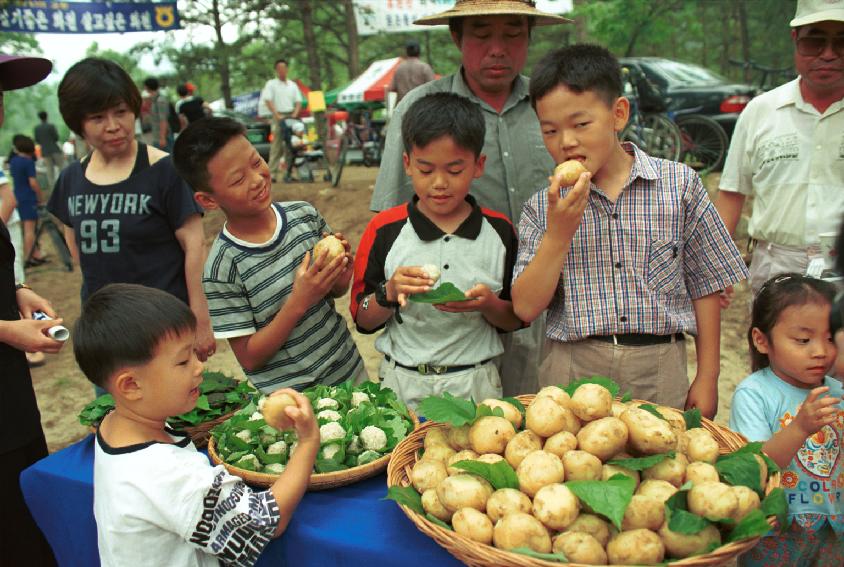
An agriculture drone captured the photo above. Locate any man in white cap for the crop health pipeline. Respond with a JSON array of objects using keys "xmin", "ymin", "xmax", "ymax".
[
  {"xmin": 369, "ymin": 0, "xmax": 571, "ymax": 396},
  {"xmin": 0, "ymin": 52, "xmax": 65, "ymax": 566},
  {"xmin": 717, "ymin": 0, "xmax": 844, "ymax": 298}
]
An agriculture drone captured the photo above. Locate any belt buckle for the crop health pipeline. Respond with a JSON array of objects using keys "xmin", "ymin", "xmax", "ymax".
[{"xmin": 416, "ymin": 363, "xmax": 429, "ymax": 375}]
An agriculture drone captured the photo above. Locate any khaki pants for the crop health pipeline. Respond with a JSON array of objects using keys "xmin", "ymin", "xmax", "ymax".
[
  {"xmin": 749, "ymin": 240, "xmax": 811, "ymax": 296},
  {"xmin": 269, "ymin": 119, "xmax": 293, "ymax": 175},
  {"xmin": 379, "ymin": 358, "xmax": 502, "ymax": 411},
  {"xmin": 539, "ymin": 337, "xmax": 689, "ymax": 410},
  {"xmin": 496, "ymin": 314, "xmax": 545, "ymax": 397}
]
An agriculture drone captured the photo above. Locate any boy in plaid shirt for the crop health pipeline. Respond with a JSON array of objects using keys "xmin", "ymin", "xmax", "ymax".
[{"xmin": 512, "ymin": 45, "xmax": 748, "ymax": 417}]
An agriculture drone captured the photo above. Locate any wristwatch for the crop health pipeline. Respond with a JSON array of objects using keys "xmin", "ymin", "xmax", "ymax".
[
  {"xmin": 15, "ymin": 283, "xmax": 32, "ymax": 291},
  {"xmin": 374, "ymin": 281, "xmax": 399, "ymax": 308}
]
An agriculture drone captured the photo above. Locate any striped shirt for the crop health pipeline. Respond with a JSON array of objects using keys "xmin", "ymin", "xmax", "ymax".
[
  {"xmin": 514, "ymin": 143, "xmax": 749, "ymax": 342},
  {"xmin": 203, "ymin": 202, "xmax": 364, "ymax": 393}
]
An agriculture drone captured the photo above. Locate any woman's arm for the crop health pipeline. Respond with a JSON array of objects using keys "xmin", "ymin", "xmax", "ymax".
[{"xmin": 174, "ymin": 214, "xmax": 216, "ymax": 360}]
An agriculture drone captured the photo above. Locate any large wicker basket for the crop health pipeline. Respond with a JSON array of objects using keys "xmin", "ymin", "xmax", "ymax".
[
  {"xmin": 209, "ymin": 408, "xmax": 419, "ymax": 491},
  {"xmin": 386, "ymin": 394, "xmax": 781, "ymax": 567}
]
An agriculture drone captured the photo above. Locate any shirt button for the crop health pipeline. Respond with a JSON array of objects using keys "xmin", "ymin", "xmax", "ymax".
[
  {"xmin": 619, "ymin": 316, "xmax": 627, "ymax": 322},
  {"xmin": 444, "ymin": 236, "xmax": 450, "ymax": 242},
  {"xmin": 612, "ymin": 213, "xmax": 619, "ymax": 219},
  {"xmin": 509, "ymin": 187, "xmax": 515, "ymax": 193},
  {"xmin": 503, "ymin": 151, "xmax": 509, "ymax": 157},
  {"xmin": 614, "ymin": 262, "xmax": 622, "ymax": 269},
  {"xmin": 444, "ymin": 264, "xmax": 450, "ymax": 270}
]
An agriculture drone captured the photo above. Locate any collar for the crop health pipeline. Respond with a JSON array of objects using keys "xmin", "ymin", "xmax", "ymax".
[
  {"xmin": 408, "ymin": 194, "xmax": 483, "ymax": 241},
  {"xmin": 623, "ymin": 141, "xmax": 660, "ymax": 182},
  {"xmin": 452, "ymin": 67, "xmax": 530, "ymax": 114},
  {"xmin": 774, "ymin": 78, "xmax": 844, "ymax": 115}
]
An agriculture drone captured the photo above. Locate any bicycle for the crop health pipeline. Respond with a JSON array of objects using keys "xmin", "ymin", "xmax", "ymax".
[
  {"xmin": 728, "ymin": 59, "xmax": 795, "ymax": 92},
  {"xmin": 328, "ymin": 112, "xmax": 384, "ymax": 188},
  {"xmin": 27, "ymin": 205, "xmax": 73, "ymax": 272},
  {"xmin": 620, "ymin": 66, "xmax": 682, "ymax": 161},
  {"xmin": 673, "ymin": 110, "xmax": 729, "ymax": 173}
]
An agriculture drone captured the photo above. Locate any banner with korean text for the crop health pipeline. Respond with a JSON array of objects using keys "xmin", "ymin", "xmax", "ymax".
[{"xmin": 0, "ymin": 1, "xmax": 180, "ymax": 34}]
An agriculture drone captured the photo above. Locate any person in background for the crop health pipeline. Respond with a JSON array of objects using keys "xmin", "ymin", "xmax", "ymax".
[
  {"xmin": 9, "ymin": 134, "xmax": 46, "ymax": 267},
  {"xmin": 388, "ymin": 39, "xmax": 435, "ymax": 104},
  {"xmin": 141, "ymin": 77, "xmax": 171, "ymax": 152},
  {"xmin": 259, "ymin": 58, "xmax": 303, "ymax": 182},
  {"xmin": 0, "ymin": 51, "xmax": 65, "ymax": 567},
  {"xmin": 34, "ymin": 110, "xmax": 65, "ymax": 189},
  {"xmin": 175, "ymin": 83, "xmax": 209, "ymax": 130},
  {"xmin": 716, "ymin": 0, "xmax": 844, "ymax": 301}
]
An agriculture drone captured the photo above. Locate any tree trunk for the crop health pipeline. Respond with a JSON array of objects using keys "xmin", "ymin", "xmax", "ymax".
[
  {"xmin": 300, "ymin": 0, "xmax": 327, "ymax": 142},
  {"xmin": 719, "ymin": 0, "xmax": 732, "ymax": 76},
  {"xmin": 343, "ymin": 0, "xmax": 360, "ymax": 78},
  {"xmin": 700, "ymin": 1, "xmax": 708, "ymax": 68},
  {"xmin": 737, "ymin": 0, "xmax": 751, "ymax": 83},
  {"xmin": 211, "ymin": 0, "xmax": 233, "ymax": 108}
]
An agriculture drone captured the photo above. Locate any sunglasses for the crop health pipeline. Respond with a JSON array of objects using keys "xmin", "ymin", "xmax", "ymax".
[{"xmin": 796, "ymin": 35, "xmax": 844, "ymax": 57}]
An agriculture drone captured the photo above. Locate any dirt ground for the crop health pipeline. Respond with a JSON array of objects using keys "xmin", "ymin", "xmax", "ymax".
[{"xmin": 25, "ymin": 167, "xmax": 752, "ymax": 453}]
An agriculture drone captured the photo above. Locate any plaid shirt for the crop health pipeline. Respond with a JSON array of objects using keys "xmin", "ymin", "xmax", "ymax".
[{"xmin": 514, "ymin": 143, "xmax": 749, "ymax": 342}]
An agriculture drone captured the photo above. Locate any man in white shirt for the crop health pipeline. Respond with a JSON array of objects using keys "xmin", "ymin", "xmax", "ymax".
[
  {"xmin": 259, "ymin": 58, "xmax": 303, "ymax": 181},
  {"xmin": 717, "ymin": 0, "xmax": 844, "ymax": 297}
]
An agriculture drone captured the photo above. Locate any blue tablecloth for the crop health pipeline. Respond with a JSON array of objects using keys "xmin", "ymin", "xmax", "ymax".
[{"xmin": 20, "ymin": 436, "xmax": 464, "ymax": 567}]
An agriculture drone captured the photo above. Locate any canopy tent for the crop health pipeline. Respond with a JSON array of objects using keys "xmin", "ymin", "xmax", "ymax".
[{"xmin": 326, "ymin": 57, "xmax": 401, "ymax": 109}]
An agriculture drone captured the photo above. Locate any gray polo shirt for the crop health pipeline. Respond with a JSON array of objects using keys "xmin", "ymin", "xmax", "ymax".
[
  {"xmin": 351, "ymin": 196, "xmax": 518, "ymax": 367},
  {"xmin": 371, "ymin": 69, "xmax": 554, "ymax": 223}
]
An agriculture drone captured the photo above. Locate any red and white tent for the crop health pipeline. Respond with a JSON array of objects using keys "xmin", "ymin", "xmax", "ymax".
[{"xmin": 332, "ymin": 57, "xmax": 401, "ymax": 105}]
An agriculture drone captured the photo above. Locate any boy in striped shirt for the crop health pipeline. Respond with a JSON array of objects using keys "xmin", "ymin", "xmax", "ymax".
[
  {"xmin": 512, "ymin": 45, "xmax": 749, "ymax": 417},
  {"xmin": 172, "ymin": 117, "xmax": 366, "ymax": 393}
]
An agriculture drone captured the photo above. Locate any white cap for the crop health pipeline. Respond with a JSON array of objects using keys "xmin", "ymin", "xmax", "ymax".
[{"xmin": 790, "ymin": 0, "xmax": 844, "ymax": 27}]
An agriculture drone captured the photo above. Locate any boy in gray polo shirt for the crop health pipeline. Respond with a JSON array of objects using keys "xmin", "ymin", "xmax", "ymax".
[{"xmin": 351, "ymin": 93, "xmax": 524, "ymax": 409}]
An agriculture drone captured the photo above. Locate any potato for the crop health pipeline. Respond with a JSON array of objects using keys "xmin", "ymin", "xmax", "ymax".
[
  {"xmin": 313, "ymin": 234, "xmax": 345, "ymax": 261},
  {"xmin": 554, "ymin": 159, "xmax": 588, "ymax": 186},
  {"xmin": 543, "ymin": 431, "xmax": 578, "ymax": 458},
  {"xmin": 447, "ymin": 449, "xmax": 479, "ymax": 476},
  {"xmin": 469, "ymin": 416, "xmax": 515, "ymax": 454},
  {"xmin": 569, "ymin": 383, "xmax": 613, "ymax": 422},
  {"xmin": 411, "ymin": 459, "xmax": 448, "ymax": 493},
  {"xmin": 526, "ymin": 396, "xmax": 570, "ymax": 437},
  {"xmin": 621, "ymin": 407, "xmax": 678, "ymax": 455},
  {"xmin": 731, "ymin": 485, "xmax": 761, "ymax": 522},
  {"xmin": 637, "ymin": 479, "xmax": 678, "ymax": 503},
  {"xmin": 486, "ymin": 488, "xmax": 533, "ymax": 523},
  {"xmin": 516, "ymin": 450, "xmax": 565, "ymax": 498},
  {"xmin": 424, "ymin": 427, "xmax": 450, "ymax": 450},
  {"xmin": 684, "ymin": 461, "xmax": 719, "ymax": 486},
  {"xmin": 493, "ymin": 512, "xmax": 552, "ymax": 553},
  {"xmin": 602, "ymin": 463, "xmax": 640, "ymax": 489},
  {"xmin": 436, "ymin": 474, "xmax": 493, "ymax": 513},
  {"xmin": 657, "ymin": 406, "xmax": 687, "ymax": 437},
  {"xmin": 563, "ymin": 450, "xmax": 603, "ymax": 481},
  {"xmin": 532, "ymin": 483, "xmax": 580, "ymax": 530},
  {"xmin": 607, "ymin": 529, "xmax": 665, "ymax": 565},
  {"xmin": 446, "ymin": 424, "xmax": 472, "ymax": 451},
  {"xmin": 611, "ymin": 401, "xmax": 630, "ymax": 418},
  {"xmin": 755, "ymin": 454, "xmax": 769, "ymax": 491},
  {"xmin": 479, "ymin": 398, "xmax": 523, "ymax": 429},
  {"xmin": 622, "ymin": 494, "xmax": 665, "ymax": 531},
  {"xmin": 643, "ymin": 453, "xmax": 688, "ymax": 487},
  {"xmin": 563, "ymin": 513, "xmax": 612, "ymax": 547},
  {"xmin": 552, "ymin": 532, "xmax": 607, "ymax": 565},
  {"xmin": 421, "ymin": 264, "xmax": 441, "ymax": 283},
  {"xmin": 505, "ymin": 430, "xmax": 544, "ymax": 469},
  {"xmin": 536, "ymin": 385, "xmax": 571, "ymax": 408},
  {"xmin": 452, "ymin": 508, "xmax": 493, "ymax": 544},
  {"xmin": 687, "ymin": 481, "xmax": 738, "ymax": 521},
  {"xmin": 476, "ymin": 453, "xmax": 505, "ymax": 465},
  {"xmin": 260, "ymin": 393, "xmax": 297, "ymax": 430},
  {"xmin": 679, "ymin": 428, "xmax": 719, "ymax": 464},
  {"xmin": 424, "ymin": 443, "xmax": 456, "ymax": 465},
  {"xmin": 659, "ymin": 522, "xmax": 721, "ymax": 559},
  {"xmin": 421, "ymin": 488, "xmax": 453, "ymax": 522},
  {"xmin": 577, "ymin": 417, "xmax": 628, "ymax": 461}
]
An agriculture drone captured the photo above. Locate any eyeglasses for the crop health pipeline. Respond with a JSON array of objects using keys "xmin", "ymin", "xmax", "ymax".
[{"xmin": 795, "ymin": 35, "xmax": 844, "ymax": 57}]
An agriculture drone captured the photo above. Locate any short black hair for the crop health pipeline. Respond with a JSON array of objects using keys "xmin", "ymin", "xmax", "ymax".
[
  {"xmin": 274, "ymin": 58, "xmax": 287, "ymax": 68},
  {"xmin": 529, "ymin": 44, "xmax": 623, "ymax": 108},
  {"xmin": 177, "ymin": 84, "xmax": 189, "ymax": 97},
  {"xmin": 406, "ymin": 40, "xmax": 421, "ymax": 57},
  {"xmin": 38, "ymin": 111, "xmax": 47, "ymax": 121},
  {"xmin": 13, "ymin": 134, "xmax": 35, "ymax": 154},
  {"xmin": 74, "ymin": 283, "xmax": 196, "ymax": 388},
  {"xmin": 401, "ymin": 92, "xmax": 485, "ymax": 157},
  {"xmin": 172, "ymin": 117, "xmax": 246, "ymax": 192},
  {"xmin": 143, "ymin": 77, "xmax": 159, "ymax": 91},
  {"xmin": 58, "ymin": 58, "xmax": 143, "ymax": 136}
]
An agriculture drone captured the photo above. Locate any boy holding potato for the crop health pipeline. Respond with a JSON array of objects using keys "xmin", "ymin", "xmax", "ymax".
[
  {"xmin": 351, "ymin": 93, "xmax": 523, "ymax": 409},
  {"xmin": 172, "ymin": 117, "xmax": 367, "ymax": 394},
  {"xmin": 511, "ymin": 45, "xmax": 748, "ymax": 416},
  {"xmin": 74, "ymin": 283, "xmax": 319, "ymax": 566}
]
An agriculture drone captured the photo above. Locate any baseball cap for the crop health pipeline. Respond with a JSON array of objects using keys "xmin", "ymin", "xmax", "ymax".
[
  {"xmin": 790, "ymin": 0, "xmax": 844, "ymax": 27},
  {"xmin": 0, "ymin": 54, "xmax": 52, "ymax": 91}
]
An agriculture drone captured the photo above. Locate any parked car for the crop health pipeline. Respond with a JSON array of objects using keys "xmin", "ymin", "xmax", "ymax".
[
  {"xmin": 212, "ymin": 109, "xmax": 271, "ymax": 162},
  {"xmin": 620, "ymin": 57, "xmax": 762, "ymax": 138}
]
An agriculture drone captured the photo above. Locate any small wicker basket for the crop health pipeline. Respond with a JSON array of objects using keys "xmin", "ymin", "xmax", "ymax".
[
  {"xmin": 209, "ymin": 408, "xmax": 419, "ymax": 491},
  {"xmin": 386, "ymin": 394, "xmax": 781, "ymax": 567}
]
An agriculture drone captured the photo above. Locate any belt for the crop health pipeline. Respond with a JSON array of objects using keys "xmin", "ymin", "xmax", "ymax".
[
  {"xmin": 385, "ymin": 355, "xmax": 492, "ymax": 375},
  {"xmin": 590, "ymin": 333, "xmax": 685, "ymax": 346}
]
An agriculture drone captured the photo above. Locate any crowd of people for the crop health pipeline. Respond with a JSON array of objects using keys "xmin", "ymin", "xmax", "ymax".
[{"xmin": 1, "ymin": 0, "xmax": 843, "ymax": 565}]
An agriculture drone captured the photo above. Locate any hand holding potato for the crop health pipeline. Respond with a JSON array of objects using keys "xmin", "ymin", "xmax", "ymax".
[
  {"xmin": 290, "ymin": 250, "xmax": 348, "ymax": 309},
  {"xmin": 545, "ymin": 165, "xmax": 590, "ymax": 247}
]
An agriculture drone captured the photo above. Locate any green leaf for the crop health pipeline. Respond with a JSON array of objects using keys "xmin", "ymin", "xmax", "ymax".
[
  {"xmin": 715, "ymin": 452, "xmax": 762, "ymax": 492},
  {"xmin": 562, "ymin": 376, "xmax": 620, "ymax": 398},
  {"xmin": 409, "ymin": 282, "xmax": 469, "ymax": 304},
  {"xmin": 384, "ymin": 486, "xmax": 424, "ymax": 515},
  {"xmin": 760, "ymin": 488, "xmax": 788, "ymax": 533},
  {"xmin": 418, "ymin": 392, "xmax": 477, "ymax": 426},
  {"xmin": 475, "ymin": 404, "xmax": 505, "ymax": 419},
  {"xmin": 425, "ymin": 513, "xmax": 453, "ymax": 530},
  {"xmin": 683, "ymin": 407, "xmax": 702, "ymax": 429},
  {"xmin": 620, "ymin": 391, "xmax": 632, "ymax": 403},
  {"xmin": 608, "ymin": 451, "xmax": 675, "ymax": 471},
  {"xmin": 664, "ymin": 490, "xmax": 711, "ymax": 534},
  {"xmin": 510, "ymin": 548, "xmax": 569, "ymax": 562},
  {"xmin": 727, "ymin": 509, "xmax": 772, "ymax": 542},
  {"xmin": 564, "ymin": 474, "xmax": 636, "ymax": 530},
  {"xmin": 314, "ymin": 458, "xmax": 348, "ymax": 473},
  {"xmin": 501, "ymin": 396, "xmax": 526, "ymax": 415},
  {"xmin": 638, "ymin": 403, "xmax": 668, "ymax": 421},
  {"xmin": 452, "ymin": 460, "xmax": 519, "ymax": 490},
  {"xmin": 726, "ymin": 442, "xmax": 780, "ymax": 475}
]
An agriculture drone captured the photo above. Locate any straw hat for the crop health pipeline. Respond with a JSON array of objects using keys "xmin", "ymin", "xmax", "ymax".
[
  {"xmin": 414, "ymin": 0, "xmax": 572, "ymax": 26},
  {"xmin": 790, "ymin": 0, "xmax": 844, "ymax": 26},
  {"xmin": 0, "ymin": 54, "xmax": 52, "ymax": 91}
]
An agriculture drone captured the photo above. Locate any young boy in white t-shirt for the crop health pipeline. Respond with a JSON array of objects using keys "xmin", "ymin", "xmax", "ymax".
[{"xmin": 74, "ymin": 283, "xmax": 318, "ymax": 567}]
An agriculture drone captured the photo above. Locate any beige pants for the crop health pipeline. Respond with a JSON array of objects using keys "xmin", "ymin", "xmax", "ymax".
[
  {"xmin": 379, "ymin": 358, "xmax": 502, "ymax": 411},
  {"xmin": 539, "ymin": 337, "xmax": 689, "ymax": 410},
  {"xmin": 749, "ymin": 240, "xmax": 811, "ymax": 296},
  {"xmin": 496, "ymin": 314, "xmax": 545, "ymax": 397},
  {"xmin": 269, "ymin": 119, "xmax": 293, "ymax": 175}
]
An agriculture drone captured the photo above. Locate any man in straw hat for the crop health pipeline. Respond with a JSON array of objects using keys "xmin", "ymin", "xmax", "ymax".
[
  {"xmin": 0, "ymin": 52, "xmax": 65, "ymax": 566},
  {"xmin": 717, "ymin": 0, "xmax": 844, "ymax": 300},
  {"xmin": 370, "ymin": 0, "xmax": 571, "ymax": 396}
]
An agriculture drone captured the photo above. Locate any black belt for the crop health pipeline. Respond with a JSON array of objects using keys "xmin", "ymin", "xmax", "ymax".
[
  {"xmin": 590, "ymin": 333, "xmax": 685, "ymax": 346},
  {"xmin": 385, "ymin": 355, "xmax": 492, "ymax": 375}
]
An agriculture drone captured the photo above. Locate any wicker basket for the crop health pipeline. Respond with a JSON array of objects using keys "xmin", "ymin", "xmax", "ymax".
[
  {"xmin": 386, "ymin": 394, "xmax": 781, "ymax": 567},
  {"xmin": 209, "ymin": 408, "xmax": 419, "ymax": 491}
]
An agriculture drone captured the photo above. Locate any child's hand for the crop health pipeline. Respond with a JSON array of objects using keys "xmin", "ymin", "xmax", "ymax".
[
  {"xmin": 277, "ymin": 389, "xmax": 319, "ymax": 445},
  {"xmin": 323, "ymin": 231, "xmax": 354, "ymax": 289},
  {"xmin": 291, "ymin": 250, "xmax": 348, "ymax": 308},
  {"xmin": 387, "ymin": 266, "xmax": 434, "ymax": 307},
  {"xmin": 435, "ymin": 284, "xmax": 496, "ymax": 313},
  {"xmin": 795, "ymin": 386, "xmax": 842, "ymax": 437},
  {"xmin": 545, "ymin": 169, "xmax": 590, "ymax": 246}
]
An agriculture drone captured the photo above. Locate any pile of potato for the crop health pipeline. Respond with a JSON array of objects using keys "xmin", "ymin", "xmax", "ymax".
[{"xmin": 407, "ymin": 385, "xmax": 770, "ymax": 565}]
